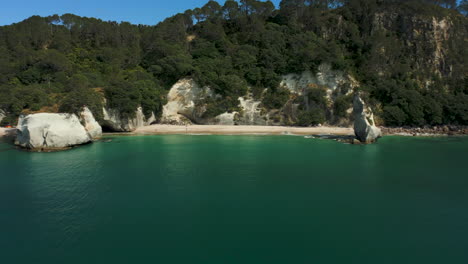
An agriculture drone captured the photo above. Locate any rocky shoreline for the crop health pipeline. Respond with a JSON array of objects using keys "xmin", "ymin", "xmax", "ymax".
[{"xmin": 382, "ymin": 126, "xmax": 468, "ymax": 136}]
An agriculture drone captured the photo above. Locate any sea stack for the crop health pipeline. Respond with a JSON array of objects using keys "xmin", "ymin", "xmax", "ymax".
[
  {"xmin": 353, "ymin": 93, "xmax": 382, "ymax": 143},
  {"xmin": 15, "ymin": 110, "xmax": 102, "ymax": 151}
]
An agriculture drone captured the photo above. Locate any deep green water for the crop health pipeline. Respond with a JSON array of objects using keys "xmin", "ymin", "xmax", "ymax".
[{"xmin": 1, "ymin": 135, "xmax": 468, "ymax": 264}]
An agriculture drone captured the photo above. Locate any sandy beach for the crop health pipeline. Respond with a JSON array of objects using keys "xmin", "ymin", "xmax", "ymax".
[{"xmin": 134, "ymin": 124, "xmax": 354, "ymax": 136}]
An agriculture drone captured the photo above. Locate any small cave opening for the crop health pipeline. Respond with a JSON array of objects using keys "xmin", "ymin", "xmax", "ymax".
[{"xmin": 101, "ymin": 124, "xmax": 121, "ymax": 133}]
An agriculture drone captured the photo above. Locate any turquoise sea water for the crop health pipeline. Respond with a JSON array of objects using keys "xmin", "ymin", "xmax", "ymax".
[{"xmin": 0, "ymin": 135, "xmax": 467, "ymax": 264}]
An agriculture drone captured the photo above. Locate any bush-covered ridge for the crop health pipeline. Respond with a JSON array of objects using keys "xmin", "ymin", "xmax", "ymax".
[{"xmin": 0, "ymin": 0, "xmax": 466, "ymax": 126}]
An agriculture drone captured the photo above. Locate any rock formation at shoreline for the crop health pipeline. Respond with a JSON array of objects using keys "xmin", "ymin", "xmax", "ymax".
[
  {"xmin": 102, "ymin": 106, "xmax": 156, "ymax": 132},
  {"xmin": 353, "ymin": 93, "xmax": 382, "ymax": 143},
  {"xmin": 15, "ymin": 109, "xmax": 102, "ymax": 151},
  {"xmin": 80, "ymin": 107, "xmax": 102, "ymax": 139},
  {"xmin": 161, "ymin": 79, "xmax": 211, "ymax": 125},
  {"xmin": 161, "ymin": 64, "xmax": 357, "ymax": 126}
]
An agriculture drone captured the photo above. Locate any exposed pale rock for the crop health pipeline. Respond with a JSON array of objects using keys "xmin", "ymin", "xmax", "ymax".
[
  {"xmin": 432, "ymin": 17, "xmax": 451, "ymax": 75},
  {"xmin": 372, "ymin": 12, "xmax": 455, "ymax": 76},
  {"xmin": 279, "ymin": 64, "xmax": 357, "ymax": 125},
  {"xmin": 238, "ymin": 97, "xmax": 267, "ymax": 126},
  {"xmin": 353, "ymin": 93, "xmax": 382, "ymax": 143},
  {"xmin": 163, "ymin": 69, "xmax": 358, "ymax": 126},
  {"xmin": 15, "ymin": 113, "xmax": 92, "ymax": 150},
  {"xmin": 162, "ymin": 78, "xmax": 271, "ymax": 125},
  {"xmin": 0, "ymin": 110, "xmax": 5, "ymax": 124},
  {"xmin": 102, "ymin": 107, "xmax": 155, "ymax": 132},
  {"xmin": 146, "ymin": 112, "xmax": 157, "ymax": 125},
  {"xmin": 79, "ymin": 107, "xmax": 102, "ymax": 139},
  {"xmin": 214, "ymin": 112, "xmax": 237, "ymax": 126},
  {"xmin": 161, "ymin": 79, "xmax": 211, "ymax": 124},
  {"xmin": 280, "ymin": 64, "xmax": 347, "ymax": 96}
]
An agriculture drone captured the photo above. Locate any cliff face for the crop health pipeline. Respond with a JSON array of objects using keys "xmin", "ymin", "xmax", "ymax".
[
  {"xmin": 161, "ymin": 79, "xmax": 212, "ymax": 125},
  {"xmin": 161, "ymin": 64, "xmax": 357, "ymax": 126},
  {"xmin": 80, "ymin": 107, "xmax": 102, "ymax": 139},
  {"xmin": 371, "ymin": 11, "xmax": 465, "ymax": 77},
  {"xmin": 280, "ymin": 64, "xmax": 348, "ymax": 95},
  {"xmin": 0, "ymin": 110, "xmax": 5, "ymax": 124},
  {"xmin": 102, "ymin": 107, "xmax": 156, "ymax": 132}
]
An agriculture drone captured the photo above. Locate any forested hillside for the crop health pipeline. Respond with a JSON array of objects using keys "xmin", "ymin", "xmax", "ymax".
[{"xmin": 0, "ymin": 0, "xmax": 466, "ymax": 127}]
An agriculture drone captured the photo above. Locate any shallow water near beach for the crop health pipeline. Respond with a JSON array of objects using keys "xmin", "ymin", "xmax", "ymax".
[{"xmin": 1, "ymin": 135, "xmax": 468, "ymax": 263}]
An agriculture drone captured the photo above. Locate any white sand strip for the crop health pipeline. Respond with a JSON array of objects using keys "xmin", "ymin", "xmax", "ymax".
[{"xmin": 134, "ymin": 125, "xmax": 353, "ymax": 136}]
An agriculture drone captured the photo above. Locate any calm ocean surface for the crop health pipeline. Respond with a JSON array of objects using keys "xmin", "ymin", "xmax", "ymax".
[{"xmin": 0, "ymin": 135, "xmax": 467, "ymax": 263}]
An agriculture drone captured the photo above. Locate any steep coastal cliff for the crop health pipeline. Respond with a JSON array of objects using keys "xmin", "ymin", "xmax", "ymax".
[{"xmin": 0, "ymin": 1, "xmax": 465, "ymax": 130}]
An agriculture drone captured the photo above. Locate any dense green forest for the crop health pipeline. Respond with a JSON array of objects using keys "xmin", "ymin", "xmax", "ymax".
[{"xmin": 0, "ymin": 0, "xmax": 466, "ymax": 126}]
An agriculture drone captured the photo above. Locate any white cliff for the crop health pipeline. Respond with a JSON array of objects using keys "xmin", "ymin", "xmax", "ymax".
[
  {"xmin": 162, "ymin": 78, "xmax": 270, "ymax": 126},
  {"xmin": 0, "ymin": 110, "xmax": 5, "ymax": 124},
  {"xmin": 15, "ymin": 113, "xmax": 93, "ymax": 150},
  {"xmin": 280, "ymin": 64, "xmax": 348, "ymax": 96},
  {"xmin": 353, "ymin": 93, "xmax": 382, "ymax": 143},
  {"xmin": 238, "ymin": 97, "xmax": 267, "ymax": 125},
  {"xmin": 214, "ymin": 112, "xmax": 237, "ymax": 126},
  {"xmin": 80, "ymin": 107, "xmax": 102, "ymax": 139},
  {"xmin": 280, "ymin": 64, "xmax": 358, "ymax": 125},
  {"xmin": 162, "ymin": 67, "xmax": 359, "ymax": 127},
  {"xmin": 161, "ymin": 79, "xmax": 211, "ymax": 124},
  {"xmin": 102, "ymin": 106, "xmax": 155, "ymax": 132}
]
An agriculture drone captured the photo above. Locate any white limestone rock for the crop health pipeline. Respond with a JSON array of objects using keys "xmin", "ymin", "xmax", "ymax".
[
  {"xmin": 238, "ymin": 97, "xmax": 267, "ymax": 125},
  {"xmin": 161, "ymin": 79, "xmax": 212, "ymax": 124},
  {"xmin": 102, "ymin": 106, "xmax": 155, "ymax": 132},
  {"xmin": 214, "ymin": 112, "xmax": 237, "ymax": 126},
  {"xmin": 15, "ymin": 113, "xmax": 92, "ymax": 150},
  {"xmin": 280, "ymin": 64, "xmax": 359, "ymax": 125},
  {"xmin": 0, "ymin": 110, "xmax": 5, "ymax": 124},
  {"xmin": 353, "ymin": 93, "xmax": 382, "ymax": 143},
  {"xmin": 280, "ymin": 64, "xmax": 347, "ymax": 96},
  {"xmin": 79, "ymin": 107, "xmax": 102, "ymax": 139}
]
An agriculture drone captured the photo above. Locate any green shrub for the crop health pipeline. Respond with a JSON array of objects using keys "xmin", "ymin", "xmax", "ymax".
[{"xmin": 296, "ymin": 108, "xmax": 326, "ymax": 127}]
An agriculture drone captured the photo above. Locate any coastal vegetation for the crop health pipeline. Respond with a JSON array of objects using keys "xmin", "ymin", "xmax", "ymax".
[{"xmin": 0, "ymin": 0, "xmax": 466, "ymax": 127}]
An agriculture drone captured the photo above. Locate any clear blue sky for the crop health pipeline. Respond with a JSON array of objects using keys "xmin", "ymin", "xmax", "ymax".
[{"xmin": 0, "ymin": 0, "xmax": 281, "ymax": 26}]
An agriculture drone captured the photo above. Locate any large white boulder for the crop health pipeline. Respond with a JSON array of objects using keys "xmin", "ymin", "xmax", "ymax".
[
  {"xmin": 102, "ymin": 106, "xmax": 155, "ymax": 132},
  {"xmin": 15, "ymin": 113, "xmax": 92, "ymax": 150},
  {"xmin": 80, "ymin": 107, "xmax": 102, "ymax": 139},
  {"xmin": 353, "ymin": 93, "xmax": 382, "ymax": 143},
  {"xmin": 161, "ymin": 79, "xmax": 211, "ymax": 124}
]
